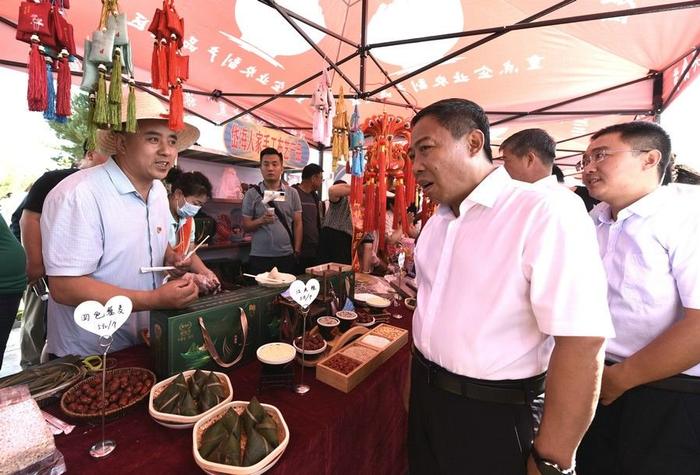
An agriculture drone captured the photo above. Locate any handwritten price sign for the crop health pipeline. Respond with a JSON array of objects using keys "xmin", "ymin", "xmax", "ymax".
[
  {"xmin": 289, "ymin": 279, "xmax": 320, "ymax": 309},
  {"xmin": 73, "ymin": 296, "xmax": 132, "ymax": 337}
]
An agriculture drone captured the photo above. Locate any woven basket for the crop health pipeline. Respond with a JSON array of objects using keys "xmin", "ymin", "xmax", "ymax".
[
  {"xmin": 192, "ymin": 401, "xmax": 289, "ymax": 475},
  {"xmin": 59, "ymin": 367, "xmax": 155, "ymax": 423},
  {"xmin": 148, "ymin": 370, "xmax": 233, "ymax": 429}
]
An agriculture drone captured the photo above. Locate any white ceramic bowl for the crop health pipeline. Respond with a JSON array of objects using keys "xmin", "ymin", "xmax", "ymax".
[{"xmin": 256, "ymin": 343, "xmax": 296, "ymax": 365}]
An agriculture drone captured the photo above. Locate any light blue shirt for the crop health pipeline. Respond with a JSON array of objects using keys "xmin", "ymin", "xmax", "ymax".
[{"xmin": 41, "ymin": 158, "xmax": 171, "ymax": 356}]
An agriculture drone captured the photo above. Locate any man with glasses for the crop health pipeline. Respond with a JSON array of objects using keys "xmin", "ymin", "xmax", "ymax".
[{"xmin": 577, "ymin": 121, "xmax": 700, "ymax": 474}]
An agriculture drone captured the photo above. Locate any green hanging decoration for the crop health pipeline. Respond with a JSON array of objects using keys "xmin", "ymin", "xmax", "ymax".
[
  {"xmin": 93, "ymin": 64, "xmax": 109, "ymax": 126},
  {"xmin": 86, "ymin": 93, "xmax": 98, "ymax": 152},
  {"xmin": 108, "ymin": 48, "xmax": 123, "ymax": 130},
  {"xmin": 126, "ymin": 80, "xmax": 137, "ymax": 133}
]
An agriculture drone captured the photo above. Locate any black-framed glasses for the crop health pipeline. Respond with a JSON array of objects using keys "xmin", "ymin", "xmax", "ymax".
[{"xmin": 575, "ymin": 149, "xmax": 651, "ymax": 171}]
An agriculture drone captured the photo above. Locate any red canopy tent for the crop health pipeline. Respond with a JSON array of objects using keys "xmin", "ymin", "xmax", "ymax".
[{"xmin": 1, "ymin": 0, "xmax": 699, "ymax": 169}]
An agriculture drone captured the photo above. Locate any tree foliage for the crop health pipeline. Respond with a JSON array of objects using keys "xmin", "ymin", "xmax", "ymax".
[{"xmin": 46, "ymin": 92, "xmax": 91, "ymax": 167}]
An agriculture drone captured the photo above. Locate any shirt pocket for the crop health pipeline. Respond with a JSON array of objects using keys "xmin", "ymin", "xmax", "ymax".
[{"xmin": 621, "ymin": 252, "xmax": 670, "ymax": 311}]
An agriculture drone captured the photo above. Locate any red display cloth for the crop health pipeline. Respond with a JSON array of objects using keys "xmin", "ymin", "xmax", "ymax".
[{"xmin": 46, "ymin": 304, "xmax": 413, "ymax": 475}]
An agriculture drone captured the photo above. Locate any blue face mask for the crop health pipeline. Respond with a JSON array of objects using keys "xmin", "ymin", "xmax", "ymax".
[{"xmin": 177, "ymin": 197, "xmax": 201, "ymax": 218}]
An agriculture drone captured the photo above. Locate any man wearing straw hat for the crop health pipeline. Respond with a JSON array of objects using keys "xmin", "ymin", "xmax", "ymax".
[{"xmin": 41, "ymin": 92, "xmax": 200, "ymax": 357}]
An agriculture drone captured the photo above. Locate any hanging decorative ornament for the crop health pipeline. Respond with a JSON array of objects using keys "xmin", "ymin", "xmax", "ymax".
[
  {"xmin": 17, "ymin": 0, "xmax": 75, "ymax": 116},
  {"xmin": 310, "ymin": 68, "xmax": 334, "ymax": 146},
  {"xmin": 359, "ymin": 114, "xmax": 411, "ymax": 252},
  {"xmin": 76, "ymin": 0, "xmax": 136, "ymax": 149},
  {"xmin": 148, "ymin": 0, "xmax": 189, "ymax": 132},
  {"xmin": 349, "ymin": 103, "xmax": 365, "ymax": 206},
  {"xmin": 331, "ymin": 85, "xmax": 349, "ymax": 170}
]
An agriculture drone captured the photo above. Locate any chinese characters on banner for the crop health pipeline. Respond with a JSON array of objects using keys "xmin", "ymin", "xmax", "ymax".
[{"xmin": 224, "ymin": 120, "xmax": 311, "ymax": 168}]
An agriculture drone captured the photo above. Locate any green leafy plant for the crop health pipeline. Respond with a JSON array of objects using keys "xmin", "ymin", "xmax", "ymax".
[{"xmin": 46, "ymin": 93, "xmax": 91, "ymax": 167}]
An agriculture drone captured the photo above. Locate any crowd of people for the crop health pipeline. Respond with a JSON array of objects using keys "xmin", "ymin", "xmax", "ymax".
[
  {"xmin": 408, "ymin": 98, "xmax": 700, "ymax": 475},
  {"xmin": 0, "ymin": 91, "xmax": 698, "ymax": 474}
]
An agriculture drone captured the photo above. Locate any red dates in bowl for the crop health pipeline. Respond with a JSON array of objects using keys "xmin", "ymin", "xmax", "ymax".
[
  {"xmin": 60, "ymin": 367, "xmax": 155, "ymax": 421},
  {"xmin": 293, "ymin": 333, "xmax": 327, "ymax": 355}
]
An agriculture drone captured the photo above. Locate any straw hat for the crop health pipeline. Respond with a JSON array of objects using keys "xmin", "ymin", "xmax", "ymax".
[{"xmin": 96, "ymin": 91, "xmax": 200, "ymax": 155}]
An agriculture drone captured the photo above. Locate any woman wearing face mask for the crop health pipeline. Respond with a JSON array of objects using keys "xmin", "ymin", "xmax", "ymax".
[{"xmin": 165, "ymin": 167, "xmax": 219, "ymax": 292}]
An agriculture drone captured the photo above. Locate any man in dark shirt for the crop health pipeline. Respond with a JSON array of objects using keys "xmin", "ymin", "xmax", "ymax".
[
  {"xmin": 293, "ymin": 164, "xmax": 323, "ymax": 273},
  {"xmin": 14, "ymin": 145, "xmax": 107, "ymax": 367}
]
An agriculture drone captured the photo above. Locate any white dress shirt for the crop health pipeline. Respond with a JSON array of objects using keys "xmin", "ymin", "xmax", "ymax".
[
  {"xmin": 591, "ymin": 184, "xmax": 700, "ymax": 376},
  {"xmin": 414, "ymin": 167, "xmax": 613, "ymax": 380},
  {"xmin": 42, "ymin": 158, "xmax": 171, "ymax": 356}
]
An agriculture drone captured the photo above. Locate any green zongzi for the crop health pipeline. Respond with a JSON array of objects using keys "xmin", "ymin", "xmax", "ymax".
[{"xmin": 242, "ymin": 426, "xmax": 273, "ymax": 466}]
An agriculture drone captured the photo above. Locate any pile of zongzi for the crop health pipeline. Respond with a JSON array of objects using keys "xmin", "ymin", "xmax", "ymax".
[
  {"xmin": 199, "ymin": 397, "xmax": 279, "ymax": 467},
  {"xmin": 153, "ymin": 370, "xmax": 227, "ymax": 416}
]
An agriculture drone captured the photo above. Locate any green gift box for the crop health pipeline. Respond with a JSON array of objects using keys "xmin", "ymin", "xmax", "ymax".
[{"xmin": 150, "ymin": 272, "xmax": 355, "ymax": 378}]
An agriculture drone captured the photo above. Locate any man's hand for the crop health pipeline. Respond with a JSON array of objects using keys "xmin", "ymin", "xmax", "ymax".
[
  {"xmin": 260, "ymin": 214, "xmax": 274, "ymax": 226},
  {"xmin": 600, "ymin": 363, "xmax": 632, "ymax": 405},
  {"xmin": 164, "ymin": 248, "xmax": 192, "ymax": 277},
  {"xmin": 155, "ymin": 279, "xmax": 199, "ymax": 309}
]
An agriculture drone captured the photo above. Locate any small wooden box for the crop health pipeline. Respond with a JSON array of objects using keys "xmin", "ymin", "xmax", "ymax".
[
  {"xmin": 305, "ymin": 262, "xmax": 354, "ymax": 302},
  {"xmin": 315, "ymin": 324, "xmax": 408, "ymax": 393}
]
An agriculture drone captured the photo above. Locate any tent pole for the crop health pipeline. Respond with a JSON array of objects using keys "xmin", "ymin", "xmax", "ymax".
[
  {"xmin": 557, "ymin": 132, "xmax": 596, "ymax": 144},
  {"xmin": 490, "ymin": 75, "xmax": 653, "ymax": 126},
  {"xmin": 368, "ymin": 1, "xmax": 700, "ymax": 49},
  {"xmin": 267, "ymin": 0, "xmax": 361, "ymax": 95},
  {"xmin": 367, "ymin": 0, "xmax": 576, "ymax": 97},
  {"xmin": 256, "ymin": 0, "xmax": 358, "ymax": 48},
  {"xmin": 488, "ymin": 109, "xmax": 652, "ymax": 116},
  {"xmin": 366, "ymin": 51, "xmax": 418, "ymax": 112},
  {"xmin": 222, "ymin": 51, "xmax": 360, "ymax": 124},
  {"xmin": 652, "ymin": 72, "xmax": 664, "ymax": 121},
  {"xmin": 359, "ymin": 0, "xmax": 368, "ymax": 93},
  {"xmin": 662, "ymin": 48, "xmax": 700, "ymax": 112}
]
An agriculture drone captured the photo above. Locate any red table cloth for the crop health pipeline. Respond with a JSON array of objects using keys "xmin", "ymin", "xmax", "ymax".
[{"xmin": 46, "ymin": 305, "xmax": 413, "ymax": 475}]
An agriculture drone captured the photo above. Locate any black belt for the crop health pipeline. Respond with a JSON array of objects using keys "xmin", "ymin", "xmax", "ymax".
[
  {"xmin": 412, "ymin": 347, "xmax": 546, "ymax": 405},
  {"xmin": 605, "ymin": 361, "xmax": 700, "ymax": 395}
]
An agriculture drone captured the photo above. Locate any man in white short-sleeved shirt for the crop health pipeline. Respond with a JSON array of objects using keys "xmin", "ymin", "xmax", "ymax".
[
  {"xmin": 500, "ymin": 128, "xmax": 583, "ymax": 201},
  {"xmin": 41, "ymin": 94, "xmax": 200, "ymax": 357},
  {"xmin": 407, "ymin": 99, "xmax": 613, "ymax": 475},
  {"xmin": 577, "ymin": 121, "xmax": 700, "ymax": 475}
]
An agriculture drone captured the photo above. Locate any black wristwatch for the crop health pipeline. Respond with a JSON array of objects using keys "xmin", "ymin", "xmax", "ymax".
[{"xmin": 530, "ymin": 445, "xmax": 576, "ymax": 475}]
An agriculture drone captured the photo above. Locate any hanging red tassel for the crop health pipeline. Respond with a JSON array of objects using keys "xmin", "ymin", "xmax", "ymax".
[
  {"xmin": 394, "ymin": 180, "xmax": 408, "ymax": 234},
  {"xmin": 157, "ymin": 39, "xmax": 169, "ymax": 94},
  {"xmin": 363, "ymin": 180, "xmax": 375, "ymax": 233},
  {"xmin": 376, "ymin": 141, "xmax": 388, "ymax": 252},
  {"xmin": 27, "ymin": 37, "xmax": 47, "ymax": 111},
  {"xmin": 56, "ymin": 53, "xmax": 72, "ymax": 117},
  {"xmin": 168, "ymin": 36, "xmax": 178, "ymax": 86},
  {"xmin": 404, "ymin": 153, "xmax": 416, "ymax": 207},
  {"xmin": 169, "ymin": 82, "xmax": 184, "ymax": 132},
  {"xmin": 151, "ymin": 40, "xmax": 160, "ymax": 89},
  {"xmin": 351, "ymin": 174, "xmax": 364, "ymax": 206}
]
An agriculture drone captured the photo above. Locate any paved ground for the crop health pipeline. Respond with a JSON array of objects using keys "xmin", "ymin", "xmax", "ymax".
[{"xmin": 1, "ymin": 321, "xmax": 22, "ymax": 378}]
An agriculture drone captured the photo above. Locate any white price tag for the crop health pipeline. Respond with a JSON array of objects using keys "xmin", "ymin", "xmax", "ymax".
[
  {"xmin": 73, "ymin": 296, "xmax": 132, "ymax": 337},
  {"xmin": 288, "ymin": 279, "xmax": 320, "ymax": 309}
]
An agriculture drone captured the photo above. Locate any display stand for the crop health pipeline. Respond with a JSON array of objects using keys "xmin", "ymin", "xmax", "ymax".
[{"xmin": 89, "ymin": 335, "xmax": 116, "ymax": 458}]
